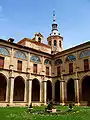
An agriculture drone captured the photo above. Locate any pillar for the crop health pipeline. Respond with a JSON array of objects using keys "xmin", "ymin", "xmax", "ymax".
[
  {"xmin": 43, "ymin": 81, "xmax": 47, "ymax": 104},
  {"xmin": 28, "ymin": 79, "xmax": 32, "ymax": 105},
  {"xmin": 75, "ymin": 79, "xmax": 80, "ymax": 105},
  {"xmin": 6, "ymin": 79, "xmax": 10, "ymax": 102},
  {"xmin": 40, "ymin": 81, "xmax": 42, "ymax": 102},
  {"xmin": 61, "ymin": 81, "xmax": 65, "ymax": 105},
  {"xmin": 9, "ymin": 77, "xmax": 14, "ymax": 104}
]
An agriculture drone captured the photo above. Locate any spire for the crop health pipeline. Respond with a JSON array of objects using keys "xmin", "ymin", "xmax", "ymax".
[
  {"xmin": 53, "ymin": 10, "xmax": 56, "ymax": 23},
  {"xmin": 50, "ymin": 11, "xmax": 60, "ymax": 36}
]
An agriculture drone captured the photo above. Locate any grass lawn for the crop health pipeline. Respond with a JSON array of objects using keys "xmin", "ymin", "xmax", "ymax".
[{"xmin": 0, "ymin": 106, "xmax": 90, "ymax": 120}]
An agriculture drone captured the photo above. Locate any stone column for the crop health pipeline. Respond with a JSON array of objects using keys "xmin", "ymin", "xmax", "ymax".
[
  {"xmin": 6, "ymin": 79, "xmax": 10, "ymax": 102},
  {"xmin": 75, "ymin": 79, "xmax": 80, "ymax": 105},
  {"xmin": 61, "ymin": 81, "xmax": 65, "ymax": 105},
  {"xmin": 40, "ymin": 81, "xmax": 42, "ymax": 103},
  {"xmin": 10, "ymin": 77, "xmax": 14, "ymax": 104},
  {"xmin": 24, "ymin": 80, "xmax": 27, "ymax": 102},
  {"xmin": 43, "ymin": 81, "xmax": 47, "ymax": 104},
  {"xmin": 28, "ymin": 79, "xmax": 32, "ymax": 105}
]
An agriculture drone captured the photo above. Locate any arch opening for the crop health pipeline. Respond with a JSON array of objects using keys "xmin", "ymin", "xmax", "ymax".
[
  {"xmin": 67, "ymin": 78, "xmax": 75, "ymax": 102},
  {"xmin": 13, "ymin": 76, "xmax": 25, "ymax": 101},
  {"xmin": 32, "ymin": 79, "xmax": 40, "ymax": 101},
  {"xmin": 82, "ymin": 76, "xmax": 90, "ymax": 105},
  {"xmin": 0, "ymin": 73, "xmax": 7, "ymax": 101},
  {"xmin": 55, "ymin": 80, "xmax": 60, "ymax": 103},
  {"xmin": 47, "ymin": 80, "xmax": 52, "ymax": 102}
]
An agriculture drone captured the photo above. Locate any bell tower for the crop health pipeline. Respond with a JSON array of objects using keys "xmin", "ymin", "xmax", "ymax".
[{"xmin": 47, "ymin": 11, "xmax": 63, "ymax": 54}]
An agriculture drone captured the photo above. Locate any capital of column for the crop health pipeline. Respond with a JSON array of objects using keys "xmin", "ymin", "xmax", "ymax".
[
  {"xmin": 27, "ymin": 79, "xmax": 32, "ymax": 81},
  {"xmin": 74, "ymin": 78, "xmax": 79, "ymax": 80},
  {"xmin": 60, "ymin": 80, "xmax": 65, "ymax": 82},
  {"xmin": 43, "ymin": 80, "xmax": 47, "ymax": 82},
  {"xmin": 9, "ymin": 76, "xmax": 14, "ymax": 79}
]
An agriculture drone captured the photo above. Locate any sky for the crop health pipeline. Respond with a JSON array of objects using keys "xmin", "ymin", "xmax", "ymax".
[{"xmin": 0, "ymin": 0, "xmax": 90, "ymax": 49}]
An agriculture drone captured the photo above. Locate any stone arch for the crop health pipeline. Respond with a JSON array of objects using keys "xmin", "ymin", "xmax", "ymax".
[
  {"xmin": 47, "ymin": 80, "xmax": 52, "ymax": 102},
  {"xmin": 55, "ymin": 80, "xmax": 60, "ymax": 103},
  {"xmin": 32, "ymin": 78, "xmax": 40, "ymax": 101},
  {"xmin": 0, "ymin": 73, "xmax": 7, "ymax": 101},
  {"xmin": 67, "ymin": 78, "xmax": 75, "ymax": 102},
  {"xmin": 13, "ymin": 76, "xmax": 25, "ymax": 101},
  {"xmin": 82, "ymin": 76, "xmax": 90, "ymax": 105}
]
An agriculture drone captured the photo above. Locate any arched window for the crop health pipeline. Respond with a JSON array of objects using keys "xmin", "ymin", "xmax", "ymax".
[
  {"xmin": 0, "ymin": 47, "xmax": 10, "ymax": 56},
  {"xmin": 79, "ymin": 50, "xmax": 90, "ymax": 58},
  {"xmin": 14, "ymin": 51, "xmax": 26, "ymax": 60},
  {"xmin": 30, "ymin": 55, "xmax": 41, "ymax": 63},
  {"xmin": 55, "ymin": 59, "xmax": 62, "ymax": 66},
  {"xmin": 44, "ymin": 59, "xmax": 51, "ymax": 65},
  {"xmin": 65, "ymin": 55, "xmax": 76, "ymax": 62},
  {"xmin": 48, "ymin": 41, "xmax": 51, "ymax": 46},
  {"xmin": 38, "ymin": 37, "xmax": 41, "ymax": 42},
  {"xmin": 59, "ymin": 41, "xmax": 61, "ymax": 47},
  {"xmin": 54, "ymin": 40, "xmax": 57, "ymax": 46}
]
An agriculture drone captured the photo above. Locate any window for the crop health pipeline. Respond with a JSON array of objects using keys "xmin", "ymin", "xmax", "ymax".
[
  {"xmin": 30, "ymin": 55, "xmax": 41, "ymax": 63},
  {"xmin": 55, "ymin": 59, "xmax": 62, "ymax": 66},
  {"xmin": 0, "ymin": 57, "xmax": 4, "ymax": 68},
  {"xmin": 69, "ymin": 63, "xmax": 73, "ymax": 74},
  {"xmin": 57, "ymin": 66, "xmax": 60, "ymax": 76},
  {"xmin": 17, "ymin": 60, "xmax": 22, "ymax": 71},
  {"xmin": 48, "ymin": 41, "xmax": 51, "ymax": 46},
  {"xmin": 59, "ymin": 41, "xmax": 61, "ymax": 47},
  {"xmin": 14, "ymin": 51, "xmax": 26, "ymax": 60},
  {"xmin": 54, "ymin": 40, "xmax": 57, "ymax": 46},
  {"xmin": 38, "ymin": 37, "xmax": 41, "ymax": 42},
  {"xmin": 44, "ymin": 59, "xmax": 51, "ymax": 65},
  {"xmin": 33, "ymin": 64, "xmax": 37, "ymax": 74},
  {"xmin": 46, "ymin": 67, "xmax": 49, "ymax": 76},
  {"xmin": 84, "ymin": 59, "xmax": 89, "ymax": 71},
  {"xmin": 66, "ymin": 55, "xmax": 76, "ymax": 62}
]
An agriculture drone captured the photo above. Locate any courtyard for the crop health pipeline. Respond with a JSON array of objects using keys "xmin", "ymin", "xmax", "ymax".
[{"xmin": 0, "ymin": 105, "xmax": 90, "ymax": 120}]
